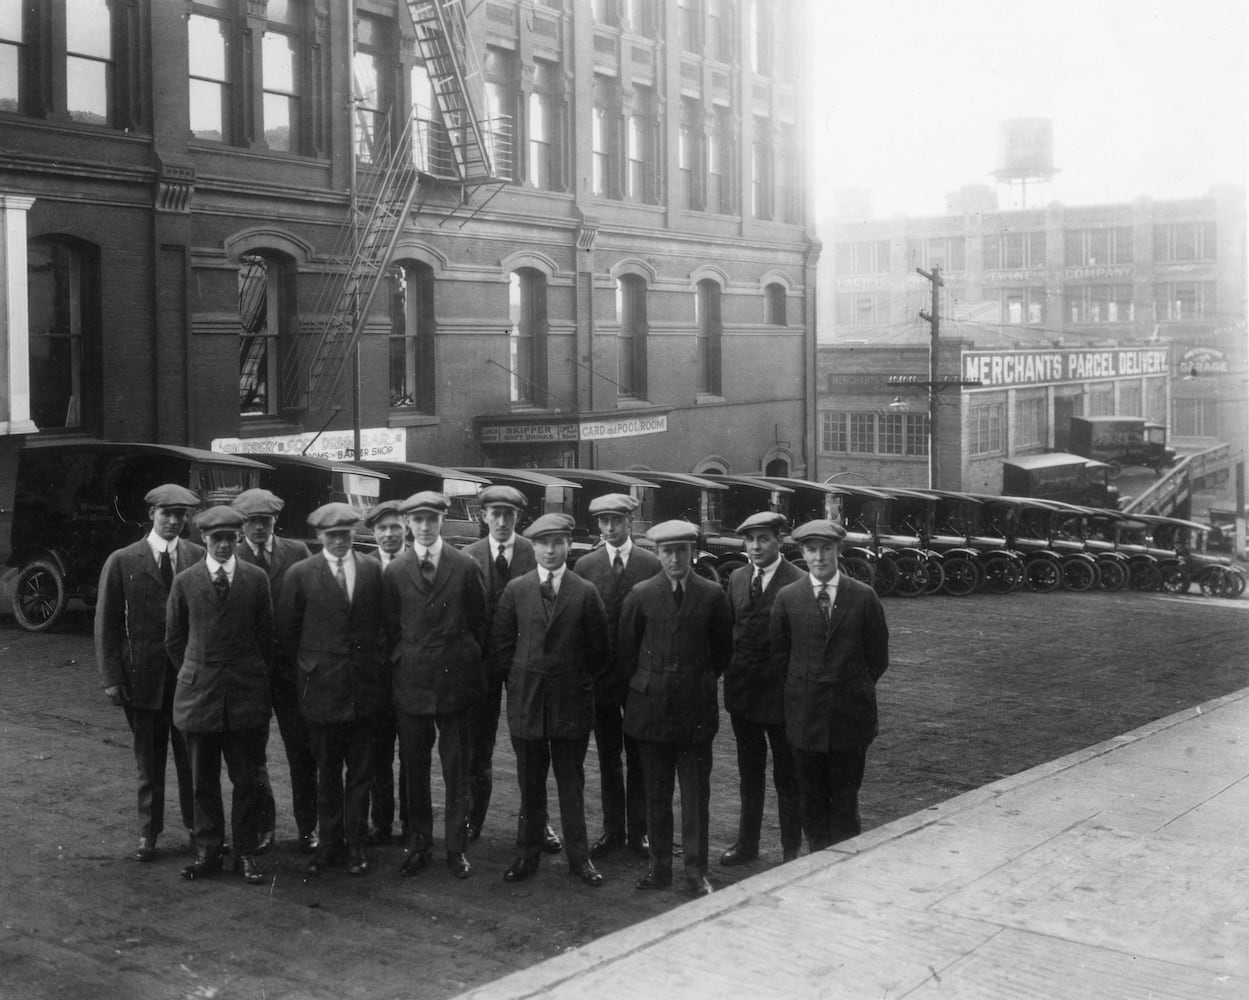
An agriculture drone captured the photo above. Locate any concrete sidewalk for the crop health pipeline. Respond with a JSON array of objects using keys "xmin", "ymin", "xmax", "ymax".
[{"xmin": 458, "ymin": 688, "xmax": 1249, "ymax": 999}]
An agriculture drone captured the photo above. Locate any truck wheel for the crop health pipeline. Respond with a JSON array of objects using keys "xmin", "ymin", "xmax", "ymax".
[
  {"xmin": 839, "ymin": 556, "xmax": 874, "ymax": 590},
  {"xmin": 891, "ymin": 555, "xmax": 927, "ymax": 598},
  {"xmin": 940, "ymin": 557, "xmax": 978, "ymax": 596},
  {"xmin": 12, "ymin": 558, "xmax": 69, "ymax": 632},
  {"xmin": 922, "ymin": 558, "xmax": 946, "ymax": 595},
  {"xmin": 1159, "ymin": 564, "xmax": 1191, "ymax": 595},
  {"xmin": 981, "ymin": 555, "xmax": 1021, "ymax": 594},
  {"xmin": 1061, "ymin": 558, "xmax": 1098, "ymax": 592},
  {"xmin": 1129, "ymin": 562, "xmax": 1162, "ymax": 592},
  {"xmin": 1025, "ymin": 558, "xmax": 1061, "ymax": 593},
  {"xmin": 872, "ymin": 556, "xmax": 899, "ymax": 598},
  {"xmin": 1095, "ymin": 558, "xmax": 1127, "ymax": 591}
]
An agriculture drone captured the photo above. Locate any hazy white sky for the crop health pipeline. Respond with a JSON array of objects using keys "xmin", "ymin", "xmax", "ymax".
[{"xmin": 813, "ymin": 0, "xmax": 1247, "ymax": 219}]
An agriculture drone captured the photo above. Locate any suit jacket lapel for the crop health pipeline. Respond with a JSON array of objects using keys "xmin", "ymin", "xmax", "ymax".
[
  {"xmin": 824, "ymin": 583, "xmax": 848, "ymax": 645},
  {"xmin": 138, "ymin": 540, "xmax": 165, "ymax": 588}
]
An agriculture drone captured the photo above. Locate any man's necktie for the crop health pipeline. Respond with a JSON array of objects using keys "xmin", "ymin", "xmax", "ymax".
[
  {"xmin": 336, "ymin": 558, "xmax": 348, "ymax": 597},
  {"xmin": 750, "ymin": 569, "xmax": 763, "ymax": 605},
  {"xmin": 540, "ymin": 575, "xmax": 556, "ymax": 613},
  {"xmin": 612, "ymin": 552, "xmax": 625, "ymax": 579},
  {"xmin": 256, "ymin": 546, "xmax": 269, "ymax": 571},
  {"xmin": 495, "ymin": 544, "xmax": 509, "ymax": 584},
  {"xmin": 420, "ymin": 556, "xmax": 435, "ymax": 583},
  {"xmin": 159, "ymin": 549, "xmax": 173, "ymax": 590},
  {"xmin": 213, "ymin": 567, "xmax": 229, "ymax": 601},
  {"xmin": 673, "ymin": 582, "xmax": 684, "ymax": 608},
  {"xmin": 817, "ymin": 584, "xmax": 831, "ymax": 625}
]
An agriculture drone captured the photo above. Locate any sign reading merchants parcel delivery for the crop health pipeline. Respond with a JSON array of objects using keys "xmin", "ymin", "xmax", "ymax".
[{"xmin": 961, "ymin": 347, "xmax": 1170, "ymax": 389}]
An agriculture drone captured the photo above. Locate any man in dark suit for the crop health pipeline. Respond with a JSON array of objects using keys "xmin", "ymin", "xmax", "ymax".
[
  {"xmin": 96, "ymin": 483, "xmax": 203, "ymax": 862},
  {"xmin": 382, "ymin": 491, "xmax": 487, "ymax": 880},
  {"xmin": 278, "ymin": 503, "xmax": 387, "ymax": 878},
  {"xmin": 233, "ymin": 487, "xmax": 316, "ymax": 855},
  {"xmin": 571, "ymin": 493, "xmax": 660, "ymax": 859},
  {"xmin": 463, "ymin": 485, "xmax": 561, "ymax": 854},
  {"xmin": 363, "ymin": 498, "xmax": 408, "ymax": 846},
  {"xmin": 620, "ymin": 520, "xmax": 733, "ymax": 897},
  {"xmin": 770, "ymin": 519, "xmax": 889, "ymax": 852},
  {"xmin": 493, "ymin": 513, "xmax": 611, "ymax": 887},
  {"xmin": 719, "ymin": 511, "xmax": 805, "ymax": 867},
  {"xmin": 166, "ymin": 505, "xmax": 274, "ymax": 884}
]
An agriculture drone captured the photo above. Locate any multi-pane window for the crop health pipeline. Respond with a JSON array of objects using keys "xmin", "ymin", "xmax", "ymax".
[
  {"xmin": 1015, "ymin": 396, "xmax": 1048, "ymax": 448},
  {"xmin": 592, "ymin": 0, "xmax": 619, "ymax": 26},
  {"xmin": 849, "ymin": 412, "xmax": 875, "ymax": 453},
  {"xmin": 626, "ymin": 87, "xmax": 656, "ymax": 203},
  {"xmin": 878, "ymin": 414, "xmax": 904, "ymax": 454},
  {"xmin": 592, "ymin": 77, "xmax": 620, "ymax": 198},
  {"xmin": 1001, "ymin": 287, "xmax": 1046, "ymax": 325},
  {"xmin": 1119, "ymin": 382, "xmax": 1142, "ymax": 417},
  {"xmin": 820, "ymin": 412, "xmax": 928, "ymax": 455},
  {"xmin": 835, "ymin": 240, "xmax": 891, "ymax": 275},
  {"xmin": 353, "ymin": 13, "xmax": 391, "ymax": 164},
  {"xmin": 751, "ymin": 118, "xmax": 772, "ymax": 219},
  {"xmin": 527, "ymin": 59, "xmax": 560, "ymax": 190},
  {"xmin": 820, "ymin": 412, "xmax": 847, "ymax": 452},
  {"xmin": 835, "ymin": 291, "xmax": 890, "ymax": 326},
  {"xmin": 708, "ymin": 109, "xmax": 733, "ymax": 213},
  {"xmin": 188, "ymin": 12, "xmax": 230, "ymax": 142},
  {"xmin": 983, "ymin": 231, "xmax": 1047, "ymax": 269},
  {"xmin": 66, "ymin": 0, "xmax": 115, "ymax": 125},
  {"xmin": 261, "ymin": 0, "xmax": 301, "ymax": 152},
  {"xmin": 764, "ymin": 283, "xmax": 787, "ymax": 325},
  {"xmin": 27, "ymin": 238, "xmax": 99, "ymax": 431},
  {"xmin": 749, "ymin": 0, "xmax": 772, "ymax": 75},
  {"xmin": 509, "ymin": 270, "xmax": 548, "ymax": 406},
  {"xmin": 679, "ymin": 98, "xmax": 701, "ymax": 210},
  {"xmin": 1087, "ymin": 385, "xmax": 1114, "ymax": 416},
  {"xmin": 387, "ymin": 261, "xmax": 435, "ymax": 413},
  {"xmin": 1064, "ymin": 227, "xmax": 1133, "ymax": 266},
  {"xmin": 623, "ymin": 0, "xmax": 655, "ymax": 34},
  {"xmin": 1173, "ymin": 398, "xmax": 1217, "ymax": 437},
  {"xmin": 677, "ymin": 0, "xmax": 700, "ymax": 51},
  {"xmin": 908, "ymin": 237, "xmax": 965, "ymax": 271},
  {"xmin": 707, "ymin": 0, "xmax": 732, "ymax": 61},
  {"xmin": 695, "ymin": 279, "xmax": 722, "ymax": 395},
  {"xmin": 1153, "ymin": 222, "xmax": 1217, "ymax": 262},
  {"xmin": 969, "ymin": 403, "xmax": 1004, "ymax": 455},
  {"xmin": 238, "ymin": 253, "xmax": 289, "ymax": 417},
  {"xmin": 616, "ymin": 275, "xmax": 648, "ymax": 399},
  {"xmin": 777, "ymin": 124, "xmax": 798, "ymax": 223},
  {"xmin": 1154, "ymin": 281, "xmax": 1217, "ymax": 321},
  {"xmin": 1065, "ymin": 285, "xmax": 1134, "ymax": 323},
  {"xmin": 0, "ymin": 4, "xmax": 23, "ymax": 114},
  {"xmin": 904, "ymin": 415, "xmax": 929, "ymax": 456}
]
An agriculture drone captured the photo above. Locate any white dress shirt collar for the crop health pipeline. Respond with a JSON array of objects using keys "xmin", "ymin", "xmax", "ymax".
[{"xmin": 206, "ymin": 554, "xmax": 237, "ymax": 582}]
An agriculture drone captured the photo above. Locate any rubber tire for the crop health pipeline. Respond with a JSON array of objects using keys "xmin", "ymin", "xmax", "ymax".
[
  {"xmin": 1061, "ymin": 558, "xmax": 1098, "ymax": 592},
  {"xmin": 872, "ymin": 555, "xmax": 899, "ymax": 598},
  {"xmin": 1158, "ymin": 564, "xmax": 1191, "ymax": 595},
  {"xmin": 1129, "ymin": 562, "xmax": 1162, "ymax": 592},
  {"xmin": 981, "ymin": 555, "xmax": 1022, "ymax": 594},
  {"xmin": 940, "ymin": 556, "xmax": 979, "ymax": 597},
  {"xmin": 12, "ymin": 558, "xmax": 69, "ymax": 633},
  {"xmin": 1025, "ymin": 558, "xmax": 1062, "ymax": 593},
  {"xmin": 922, "ymin": 558, "xmax": 946, "ymax": 596},
  {"xmin": 692, "ymin": 560, "xmax": 722, "ymax": 590},
  {"xmin": 839, "ymin": 556, "xmax": 875, "ymax": 590},
  {"xmin": 1095, "ymin": 558, "xmax": 1128, "ymax": 592}
]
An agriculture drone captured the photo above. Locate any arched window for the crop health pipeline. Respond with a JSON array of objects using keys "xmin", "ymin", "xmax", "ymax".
[
  {"xmin": 765, "ymin": 282, "xmax": 787, "ymax": 325},
  {"xmin": 27, "ymin": 237, "xmax": 100, "ymax": 430},
  {"xmin": 238, "ymin": 251, "xmax": 293, "ymax": 417},
  {"xmin": 616, "ymin": 275, "xmax": 648, "ymax": 399},
  {"xmin": 695, "ymin": 278, "xmax": 722, "ymax": 396},
  {"xmin": 509, "ymin": 269, "xmax": 548, "ymax": 406},
  {"xmin": 388, "ymin": 260, "xmax": 436, "ymax": 412}
]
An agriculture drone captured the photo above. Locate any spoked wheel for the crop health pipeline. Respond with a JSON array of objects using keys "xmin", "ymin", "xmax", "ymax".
[
  {"xmin": 692, "ymin": 559, "xmax": 722, "ymax": 590},
  {"xmin": 839, "ymin": 555, "xmax": 875, "ymax": 590},
  {"xmin": 922, "ymin": 557, "xmax": 946, "ymax": 595},
  {"xmin": 1226, "ymin": 567, "xmax": 1247, "ymax": 598},
  {"xmin": 872, "ymin": 556, "xmax": 899, "ymax": 598},
  {"xmin": 1158, "ymin": 563, "xmax": 1191, "ymax": 595},
  {"xmin": 1025, "ymin": 558, "xmax": 1062, "ymax": 593},
  {"xmin": 891, "ymin": 555, "xmax": 928, "ymax": 598},
  {"xmin": 1095, "ymin": 558, "xmax": 1128, "ymax": 592},
  {"xmin": 940, "ymin": 556, "xmax": 979, "ymax": 597},
  {"xmin": 1129, "ymin": 562, "xmax": 1162, "ymax": 592},
  {"xmin": 1061, "ymin": 557, "xmax": 1098, "ymax": 592},
  {"xmin": 12, "ymin": 558, "xmax": 69, "ymax": 632},
  {"xmin": 981, "ymin": 555, "xmax": 1022, "ymax": 594}
]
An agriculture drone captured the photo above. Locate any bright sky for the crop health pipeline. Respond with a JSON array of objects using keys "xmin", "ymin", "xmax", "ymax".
[{"xmin": 813, "ymin": 0, "xmax": 1248, "ymax": 219}]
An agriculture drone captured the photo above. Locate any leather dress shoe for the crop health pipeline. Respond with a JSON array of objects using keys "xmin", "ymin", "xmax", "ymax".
[
  {"xmin": 399, "ymin": 848, "xmax": 431, "ymax": 877},
  {"xmin": 686, "ymin": 875, "xmax": 713, "ymax": 897},
  {"xmin": 503, "ymin": 856, "xmax": 540, "ymax": 883},
  {"xmin": 634, "ymin": 866, "xmax": 672, "ymax": 890},
  {"xmin": 446, "ymin": 852, "xmax": 472, "ymax": 880},
  {"xmin": 571, "ymin": 859, "xmax": 604, "ymax": 887},
  {"xmin": 365, "ymin": 826, "xmax": 392, "ymax": 847},
  {"xmin": 540, "ymin": 823, "xmax": 562, "ymax": 854},
  {"xmin": 718, "ymin": 842, "xmax": 759, "ymax": 866},
  {"xmin": 132, "ymin": 836, "xmax": 156, "ymax": 863},
  {"xmin": 589, "ymin": 832, "xmax": 625, "ymax": 860},
  {"xmin": 348, "ymin": 846, "xmax": 371, "ymax": 876},
  {"xmin": 180, "ymin": 853, "xmax": 223, "ymax": 881},
  {"xmin": 234, "ymin": 854, "xmax": 265, "ymax": 885},
  {"xmin": 298, "ymin": 831, "xmax": 320, "ymax": 855},
  {"xmin": 782, "ymin": 847, "xmax": 800, "ymax": 863}
]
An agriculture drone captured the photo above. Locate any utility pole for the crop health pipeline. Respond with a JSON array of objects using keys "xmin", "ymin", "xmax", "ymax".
[{"xmin": 917, "ymin": 265, "xmax": 943, "ymax": 489}]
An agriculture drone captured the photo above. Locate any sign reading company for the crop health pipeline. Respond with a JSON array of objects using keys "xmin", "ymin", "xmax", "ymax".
[
  {"xmin": 962, "ymin": 348, "xmax": 1170, "ymax": 389},
  {"xmin": 478, "ymin": 413, "xmax": 669, "ymax": 445},
  {"xmin": 212, "ymin": 427, "xmax": 406, "ymax": 461}
]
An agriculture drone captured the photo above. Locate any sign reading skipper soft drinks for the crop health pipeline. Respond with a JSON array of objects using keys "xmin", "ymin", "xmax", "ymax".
[{"xmin": 961, "ymin": 347, "xmax": 1170, "ymax": 389}]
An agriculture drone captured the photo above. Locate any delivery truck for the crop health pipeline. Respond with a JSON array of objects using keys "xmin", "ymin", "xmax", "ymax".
[{"xmin": 1069, "ymin": 416, "xmax": 1176, "ymax": 477}]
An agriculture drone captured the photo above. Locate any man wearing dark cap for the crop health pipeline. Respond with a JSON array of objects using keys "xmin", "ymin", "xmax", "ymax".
[
  {"xmin": 571, "ymin": 492, "xmax": 660, "ymax": 859},
  {"xmin": 492, "ymin": 513, "xmax": 611, "ymax": 887},
  {"xmin": 96, "ymin": 484, "xmax": 203, "ymax": 862},
  {"xmin": 619, "ymin": 520, "xmax": 732, "ymax": 897},
  {"xmin": 382, "ymin": 491, "xmax": 487, "ymax": 880},
  {"xmin": 363, "ymin": 498, "xmax": 408, "ymax": 846},
  {"xmin": 233, "ymin": 487, "xmax": 316, "ymax": 855},
  {"xmin": 278, "ymin": 503, "xmax": 386, "ymax": 877},
  {"xmin": 719, "ymin": 511, "xmax": 805, "ymax": 867},
  {"xmin": 166, "ymin": 505, "xmax": 274, "ymax": 884},
  {"xmin": 770, "ymin": 519, "xmax": 889, "ymax": 852},
  {"xmin": 463, "ymin": 485, "xmax": 560, "ymax": 854}
]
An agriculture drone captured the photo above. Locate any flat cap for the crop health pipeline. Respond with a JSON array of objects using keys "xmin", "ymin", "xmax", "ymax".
[
  {"xmin": 524, "ymin": 512, "xmax": 576, "ymax": 539},
  {"xmin": 478, "ymin": 485, "xmax": 527, "ymax": 510},
  {"xmin": 308, "ymin": 502, "xmax": 361, "ymax": 532},
  {"xmin": 144, "ymin": 484, "xmax": 201, "ymax": 509},
  {"xmin": 400, "ymin": 490, "xmax": 450, "ymax": 515},
  {"xmin": 231, "ymin": 488, "xmax": 285, "ymax": 518},
  {"xmin": 735, "ymin": 511, "xmax": 787, "ymax": 535},
  {"xmin": 363, "ymin": 499, "xmax": 405, "ymax": 528},
  {"xmin": 790, "ymin": 519, "xmax": 847, "ymax": 544},
  {"xmin": 589, "ymin": 493, "xmax": 638, "ymax": 517},
  {"xmin": 646, "ymin": 519, "xmax": 700, "ymax": 545},
  {"xmin": 194, "ymin": 504, "xmax": 245, "ymax": 534}
]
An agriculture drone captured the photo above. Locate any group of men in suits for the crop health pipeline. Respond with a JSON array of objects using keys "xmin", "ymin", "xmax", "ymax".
[{"xmin": 97, "ymin": 477, "xmax": 889, "ymax": 896}]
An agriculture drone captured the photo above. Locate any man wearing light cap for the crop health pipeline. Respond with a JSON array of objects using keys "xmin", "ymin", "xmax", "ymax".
[
  {"xmin": 464, "ymin": 485, "xmax": 560, "ymax": 854},
  {"xmin": 233, "ymin": 487, "xmax": 316, "ymax": 855},
  {"xmin": 166, "ymin": 504, "xmax": 274, "ymax": 885},
  {"xmin": 770, "ymin": 518, "xmax": 889, "ymax": 852},
  {"xmin": 571, "ymin": 492, "xmax": 660, "ymax": 859},
  {"xmin": 492, "ymin": 513, "xmax": 610, "ymax": 886},
  {"xmin": 96, "ymin": 483, "xmax": 203, "ymax": 863},
  {"xmin": 619, "ymin": 519, "xmax": 732, "ymax": 897},
  {"xmin": 278, "ymin": 503, "xmax": 386, "ymax": 878},
  {"xmin": 382, "ymin": 491, "xmax": 487, "ymax": 880},
  {"xmin": 719, "ymin": 511, "xmax": 805, "ymax": 868}
]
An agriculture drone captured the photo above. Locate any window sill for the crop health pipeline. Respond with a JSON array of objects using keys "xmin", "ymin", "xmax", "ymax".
[
  {"xmin": 616, "ymin": 396, "xmax": 653, "ymax": 410},
  {"xmin": 388, "ymin": 411, "xmax": 440, "ymax": 429},
  {"xmin": 695, "ymin": 393, "xmax": 726, "ymax": 406}
]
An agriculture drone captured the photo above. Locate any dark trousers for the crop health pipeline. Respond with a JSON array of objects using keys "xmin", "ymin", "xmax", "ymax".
[
  {"xmin": 466, "ymin": 678, "xmax": 503, "ymax": 830},
  {"xmin": 637, "ymin": 739, "xmax": 713, "ymax": 880},
  {"xmin": 368, "ymin": 705, "xmax": 408, "ymax": 835},
  {"xmin": 511, "ymin": 734, "xmax": 590, "ymax": 866},
  {"xmin": 729, "ymin": 713, "xmax": 802, "ymax": 853},
  {"xmin": 397, "ymin": 710, "xmax": 469, "ymax": 855},
  {"xmin": 307, "ymin": 717, "xmax": 375, "ymax": 853},
  {"xmin": 593, "ymin": 699, "xmax": 646, "ymax": 843},
  {"xmin": 792, "ymin": 745, "xmax": 868, "ymax": 852},
  {"xmin": 264, "ymin": 667, "xmax": 318, "ymax": 838},
  {"xmin": 123, "ymin": 704, "xmax": 194, "ymax": 839},
  {"xmin": 184, "ymin": 726, "xmax": 266, "ymax": 858}
]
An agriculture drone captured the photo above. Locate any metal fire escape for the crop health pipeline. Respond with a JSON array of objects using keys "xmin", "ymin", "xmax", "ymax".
[{"xmin": 291, "ymin": 0, "xmax": 511, "ymax": 415}]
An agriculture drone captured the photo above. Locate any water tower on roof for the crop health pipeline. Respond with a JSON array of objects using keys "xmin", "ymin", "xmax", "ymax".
[{"xmin": 992, "ymin": 118, "xmax": 1058, "ymax": 210}]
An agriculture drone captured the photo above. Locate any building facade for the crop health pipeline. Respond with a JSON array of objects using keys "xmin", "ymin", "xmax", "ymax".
[{"xmin": 0, "ymin": 0, "xmax": 817, "ymax": 505}]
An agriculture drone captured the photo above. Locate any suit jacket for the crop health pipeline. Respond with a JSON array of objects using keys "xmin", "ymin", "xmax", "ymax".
[
  {"xmin": 238, "ymin": 536, "xmax": 310, "ymax": 674},
  {"xmin": 619, "ymin": 572, "xmax": 733, "ymax": 745},
  {"xmin": 95, "ymin": 536, "xmax": 206, "ymax": 710},
  {"xmin": 277, "ymin": 553, "xmax": 387, "ymax": 724},
  {"xmin": 464, "ymin": 534, "xmax": 536, "ymax": 682},
  {"xmin": 166, "ymin": 559, "xmax": 274, "ymax": 733},
  {"xmin": 723, "ymin": 558, "xmax": 806, "ymax": 724},
  {"xmin": 382, "ymin": 545, "xmax": 487, "ymax": 716},
  {"xmin": 493, "ymin": 569, "xmax": 610, "ymax": 741},
  {"xmin": 572, "ymin": 543, "xmax": 662, "ymax": 704},
  {"xmin": 769, "ymin": 574, "xmax": 889, "ymax": 753}
]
